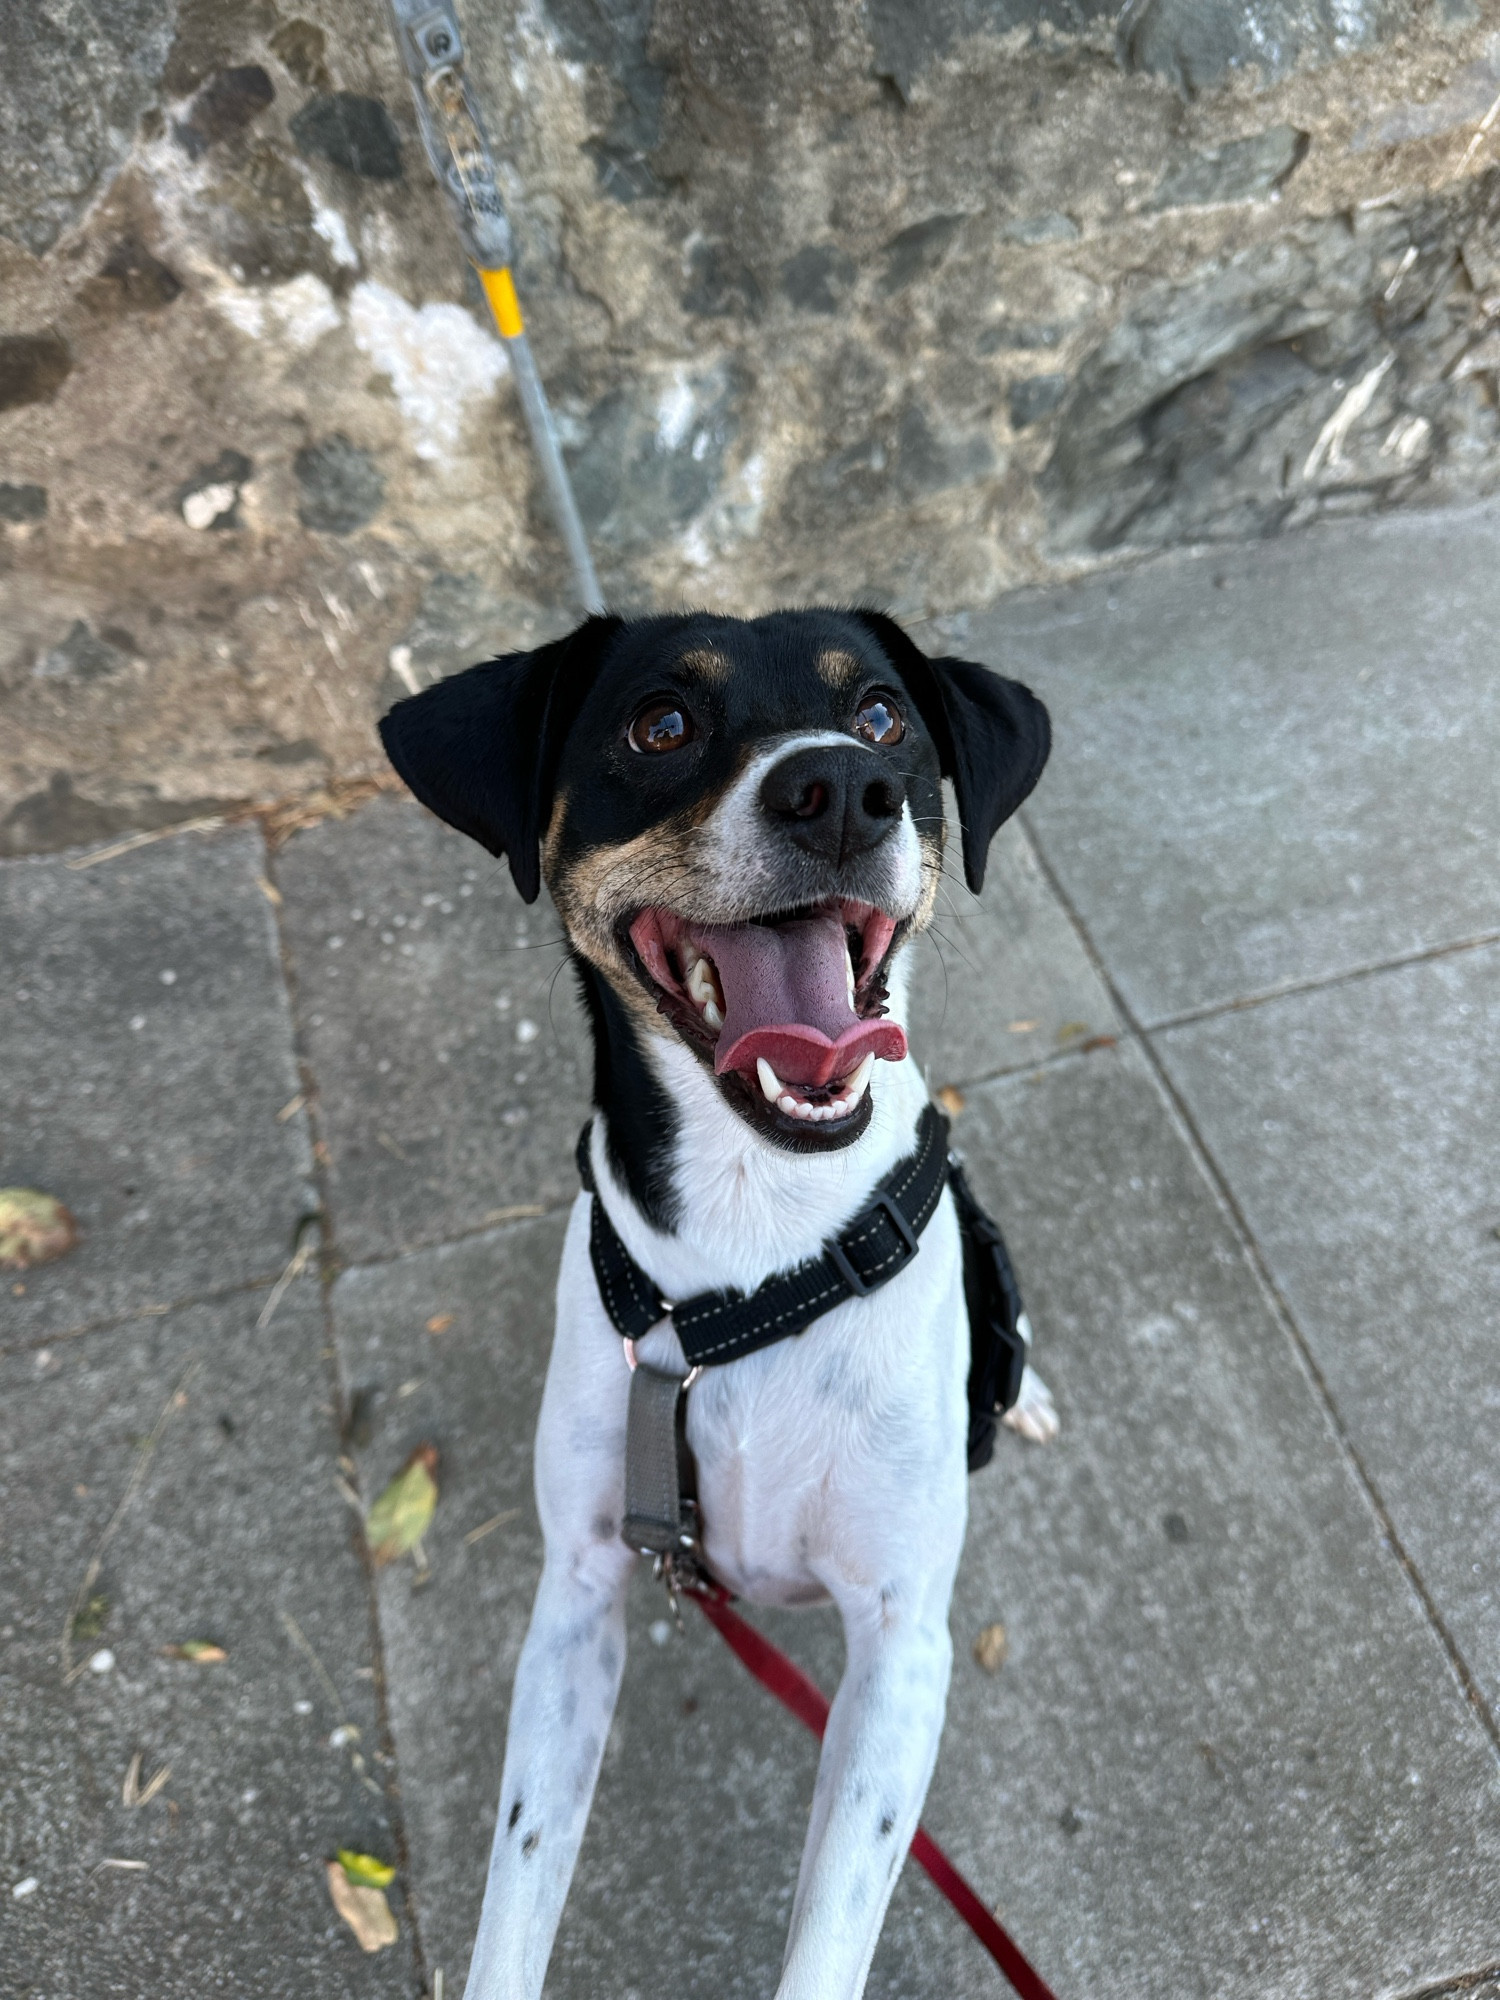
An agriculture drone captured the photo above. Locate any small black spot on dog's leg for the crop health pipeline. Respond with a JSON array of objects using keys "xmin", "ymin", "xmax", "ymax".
[
  {"xmin": 522, "ymin": 1829, "xmax": 540, "ymax": 1858},
  {"xmin": 878, "ymin": 1813, "xmax": 895, "ymax": 1838},
  {"xmin": 507, "ymin": 1799, "xmax": 523, "ymax": 1832}
]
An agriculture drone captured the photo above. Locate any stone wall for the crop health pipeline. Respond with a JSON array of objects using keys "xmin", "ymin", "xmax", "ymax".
[{"xmin": 3, "ymin": 0, "xmax": 1499, "ymax": 847}]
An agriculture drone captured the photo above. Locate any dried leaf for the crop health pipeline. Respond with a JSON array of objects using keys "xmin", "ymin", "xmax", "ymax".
[
  {"xmin": 162, "ymin": 1640, "xmax": 227, "ymax": 1663},
  {"xmin": 934, "ymin": 1085, "xmax": 965, "ymax": 1117},
  {"xmin": 74, "ymin": 1594, "xmax": 109, "ymax": 1644},
  {"xmin": 325, "ymin": 1859, "xmax": 398, "ymax": 1951},
  {"xmin": 0, "ymin": 1188, "xmax": 79, "ymax": 1270},
  {"xmin": 425, "ymin": 1313, "xmax": 453, "ymax": 1335},
  {"xmin": 973, "ymin": 1622, "xmax": 1009, "ymax": 1673},
  {"xmin": 337, "ymin": 1848, "xmax": 396, "ymax": 1888},
  {"xmin": 366, "ymin": 1444, "xmax": 439, "ymax": 1566}
]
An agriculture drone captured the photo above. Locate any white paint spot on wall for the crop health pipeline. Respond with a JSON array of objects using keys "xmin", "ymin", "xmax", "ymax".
[
  {"xmin": 656, "ymin": 373, "xmax": 695, "ymax": 452},
  {"xmin": 349, "ymin": 281, "xmax": 508, "ymax": 461},
  {"xmin": 183, "ymin": 482, "xmax": 239, "ymax": 529},
  {"xmin": 211, "ymin": 272, "xmax": 342, "ymax": 351},
  {"xmin": 312, "ymin": 202, "xmax": 359, "ymax": 270}
]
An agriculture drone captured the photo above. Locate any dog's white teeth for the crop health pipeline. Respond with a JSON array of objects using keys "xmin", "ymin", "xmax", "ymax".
[
  {"xmin": 685, "ymin": 955, "xmax": 715, "ymax": 1005},
  {"xmin": 702, "ymin": 1000, "xmax": 723, "ymax": 1032},
  {"xmin": 845, "ymin": 940, "xmax": 857, "ymax": 1007},
  {"xmin": 843, "ymin": 1053, "xmax": 875, "ymax": 1106},
  {"xmin": 757, "ymin": 1057, "xmax": 784, "ymax": 1104}
]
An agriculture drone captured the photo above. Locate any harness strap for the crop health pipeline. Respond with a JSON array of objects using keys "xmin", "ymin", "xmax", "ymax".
[
  {"xmin": 583, "ymin": 1102, "xmax": 951, "ymax": 1363},
  {"xmin": 622, "ymin": 1363, "xmax": 697, "ymax": 1560}
]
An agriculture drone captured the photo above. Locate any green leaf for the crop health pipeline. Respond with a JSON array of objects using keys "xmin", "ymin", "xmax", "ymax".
[
  {"xmin": 365, "ymin": 1444, "xmax": 439, "ymax": 1566},
  {"xmin": 337, "ymin": 1848, "xmax": 396, "ymax": 1889}
]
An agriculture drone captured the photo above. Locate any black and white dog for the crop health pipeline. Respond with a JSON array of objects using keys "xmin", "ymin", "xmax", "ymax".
[{"xmin": 380, "ymin": 608, "xmax": 1054, "ymax": 2000}]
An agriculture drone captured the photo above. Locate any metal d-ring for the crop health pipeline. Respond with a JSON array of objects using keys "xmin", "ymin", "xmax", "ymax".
[{"xmin": 621, "ymin": 1336, "xmax": 699, "ymax": 1391}]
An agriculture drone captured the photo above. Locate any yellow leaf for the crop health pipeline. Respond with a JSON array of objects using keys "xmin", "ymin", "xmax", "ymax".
[
  {"xmin": 0, "ymin": 1188, "xmax": 79, "ymax": 1270},
  {"xmin": 337, "ymin": 1848, "xmax": 396, "ymax": 1888},
  {"xmin": 934, "ymin": 1085, "xmax": 965, "ymax": 1117},
  {"xmin": 366, "ymin": 1444, "xmax": 439, "ymax": 1566},
  {"xmin": 325, "ymin": 1860, "xmax": 398, "ymax": 1951},
  {"xmin": 162, "ymin": 1640, "xmax": 227, "ymax": 1663}
]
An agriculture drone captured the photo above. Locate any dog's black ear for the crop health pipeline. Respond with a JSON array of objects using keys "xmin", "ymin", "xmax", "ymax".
[
  {"xmin": 378, "ymin": 615, "xmax": 624, "ymax": 903},
  {"xmin": 852, "ymin": 610, "xmax": 1051, "ymax": 894}
]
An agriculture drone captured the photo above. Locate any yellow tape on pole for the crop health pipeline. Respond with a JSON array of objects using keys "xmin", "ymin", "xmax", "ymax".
[{"xmin": 478, "ymin": 266, "xmax": 525, "ymax": 338}]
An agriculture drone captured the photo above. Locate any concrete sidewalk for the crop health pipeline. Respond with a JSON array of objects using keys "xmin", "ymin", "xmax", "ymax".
[{"xmin": 4, "ymin": 505, "xmax": 1499, "ymax": 2000}]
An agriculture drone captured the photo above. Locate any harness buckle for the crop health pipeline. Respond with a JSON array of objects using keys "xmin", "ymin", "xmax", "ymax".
[{"xmin": 828, "ymin": 1189, "xmax": 920, "ymax": 1299}]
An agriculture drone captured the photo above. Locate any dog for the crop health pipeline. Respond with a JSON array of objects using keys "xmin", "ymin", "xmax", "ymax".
[{"xmin": 379, "ymin": 607, "xmax": 1054, "ymax": 2000}]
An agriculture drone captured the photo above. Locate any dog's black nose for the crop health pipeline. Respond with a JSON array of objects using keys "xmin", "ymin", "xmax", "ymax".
[{"xmin": 760, "ymin": 744, "xmax": 905, "ymax": 864}]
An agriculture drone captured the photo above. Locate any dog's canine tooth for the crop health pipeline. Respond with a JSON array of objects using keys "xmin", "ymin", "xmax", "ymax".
[
  {"xmin": 845, "ymin": 939, "xmax": 856, "ymax": 1007},
  {"xmin": 702, "ymin": 999, "xmax": 724, "ymax": 1032},
  {"xmin": 843, "ymin": 1052, "xmax": 875, "ymax": 1106},
  {"xmin": 757, "ymin": 1057, "xmax": 783, "ymax": 1103}
]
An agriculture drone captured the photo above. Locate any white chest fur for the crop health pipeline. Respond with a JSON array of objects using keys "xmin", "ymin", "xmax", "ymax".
[{"xmin": 572, "ymin": 965, "xmax": 971, "ymax": 1606}]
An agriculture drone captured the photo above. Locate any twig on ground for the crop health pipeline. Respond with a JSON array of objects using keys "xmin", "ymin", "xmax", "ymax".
[
  {"xmin": 256, "ymin": 1222, "xmax": 319, "ymax": 1331},
  {"xmin": 65, "ymin": 818, "xmax": 225, "ymax": 871},
  {"xmin": 62, "ymin": 1357, "xmax": 201, "ymax": 1683},
  {"xmin": 464, "ymin": 1509, "xmax": 521, "ymax": 1546}
]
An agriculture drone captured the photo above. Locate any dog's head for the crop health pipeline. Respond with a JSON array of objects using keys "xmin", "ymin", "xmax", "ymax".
[{"xmin": 379, "ymin": 609, "xmax": 1048, "ymax": 1152}]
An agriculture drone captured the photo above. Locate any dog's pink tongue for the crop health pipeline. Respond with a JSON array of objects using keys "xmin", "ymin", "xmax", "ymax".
[{"xmin": 695, "ymin": 908, "xmax": 906, "ymax": 1088}]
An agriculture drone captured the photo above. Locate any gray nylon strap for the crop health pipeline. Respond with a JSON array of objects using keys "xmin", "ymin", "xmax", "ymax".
[{"xmin": 622, "ymin": 1363, "xmax": 688, "ymax": 1558}]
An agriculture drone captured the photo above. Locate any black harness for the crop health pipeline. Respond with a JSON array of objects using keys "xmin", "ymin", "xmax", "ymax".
[{"xmin": 578, "ymin": 1104, "xmax": 1031, "ymax": 1570}]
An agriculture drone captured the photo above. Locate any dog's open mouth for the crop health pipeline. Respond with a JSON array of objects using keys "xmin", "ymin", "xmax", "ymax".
[{"xmin": 627, "ymin": 900, "xmax": 907, "ymax": 1134}]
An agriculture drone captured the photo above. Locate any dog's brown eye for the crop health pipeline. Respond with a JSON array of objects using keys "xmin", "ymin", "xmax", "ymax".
[
  {"xmin": 628, "ymin": 699, "xmax": 695, "ymax": 754},
  {"xmin": 853, "ymin": 691, "xmax": 905, "ymax": 747}
]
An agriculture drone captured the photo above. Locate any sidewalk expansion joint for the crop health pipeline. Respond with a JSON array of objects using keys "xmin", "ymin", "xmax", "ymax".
[
  {"xmin": 1142, "ymin": 926, "xmax": 1500, "ymax": 1038},
  {"xmin": 263, "ymin": 824, "xmax": 432, "ymax": 1988},
  {"xmin": 325, "ymin": 1197, "xmax": 574, "ymax": 1278},
  {"xmin": 1018, "ymin": 812, "xmax": 1500, "ymax": 1768},
  {"xmin": 0, "ymin": 1265, "xmax": 299, "ymax": 1358},
  {"xmin": 1390, "ymin": 1962, "xmax": 1500, "ymax": 2000}
]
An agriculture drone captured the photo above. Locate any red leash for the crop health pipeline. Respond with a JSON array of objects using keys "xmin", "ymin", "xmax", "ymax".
[{"xmin": 688, "ymin": 1581, "xmax": 1060, "ymax": 2000}]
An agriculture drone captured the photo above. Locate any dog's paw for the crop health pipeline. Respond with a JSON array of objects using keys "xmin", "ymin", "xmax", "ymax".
[{"xmin": 1002, "ymin": 1365, "xmax": 1059, "ymax": 1444}]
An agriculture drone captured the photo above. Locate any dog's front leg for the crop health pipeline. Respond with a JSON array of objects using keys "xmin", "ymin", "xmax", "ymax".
[
  {"xmin": 776, "ymin": 1570, "xmax": 957, "ymax": 2000},
  {"xmin": 464, "ymin": 1206, "xmax": 636, "ymax": 2000},
  {"xmin": 462, "ymin": 1535, "xmax": 633, "ymax": 2000}
]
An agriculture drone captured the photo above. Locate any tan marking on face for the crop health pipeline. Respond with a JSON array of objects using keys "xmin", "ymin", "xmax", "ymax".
[
  {"xmin": 816, "ymin": 648, "xmax": 863, "ymax": 688},
  {"xmin": 673, "ymin": 647, "xmax": 731, "ymax": 681},
  {"xmin": 544, "ymin": 739, "xmax": 946, "ymax": 1019},
  {"xmin": 546, "ymin": 801, "xmax": 729, "ymax": 1023}
]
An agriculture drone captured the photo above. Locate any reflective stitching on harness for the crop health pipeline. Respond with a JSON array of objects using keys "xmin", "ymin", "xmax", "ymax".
[{"xmin": 586, "ymin": 1105, "xmax": 949, "ymax": 1365}]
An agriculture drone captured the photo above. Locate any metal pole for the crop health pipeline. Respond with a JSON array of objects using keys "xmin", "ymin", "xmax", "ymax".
[{"xmin": 387, "ymin": 0, "xmax": 605, "ymax": 615}]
